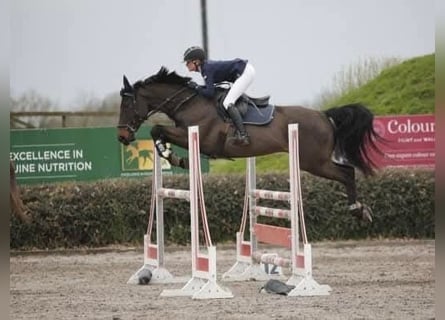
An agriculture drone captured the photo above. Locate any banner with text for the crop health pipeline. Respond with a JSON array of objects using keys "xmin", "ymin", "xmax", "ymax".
[
  {"xmin": 370, "ymin": 114, "xmax": 435, "ymax": 168},
  {"xmin": 10, "ymin": 126, "xmax": 209, "ymax": 185}
]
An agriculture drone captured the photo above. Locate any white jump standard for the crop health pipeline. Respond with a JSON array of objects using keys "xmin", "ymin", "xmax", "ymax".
[
  {"xmin": 128, "ymin": 126, "xmax": 233, "ymax": 299},
  {"xmin": 222, "ymin": 123, "xmax": 331, "ymax": 296},
  {"xmin": 127, "ymin": 143, "xmax": 184, "ymax": 284}
]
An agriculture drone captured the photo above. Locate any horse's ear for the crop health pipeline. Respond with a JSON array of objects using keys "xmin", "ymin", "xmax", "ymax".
[{"xmin": 123, "ymin": 75, "xmax": 132, "ymax": 91}]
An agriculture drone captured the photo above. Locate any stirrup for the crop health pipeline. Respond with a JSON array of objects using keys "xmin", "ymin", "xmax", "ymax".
[
  {"xmin": 239, "ymin": 136, "xmax": 250, "ymax": 146},
  {"xmin": 233, "ymin": 132, "xmax": 250, "ymax": 146}
]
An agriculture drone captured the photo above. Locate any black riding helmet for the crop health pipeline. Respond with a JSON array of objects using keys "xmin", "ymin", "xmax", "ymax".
[{"xmin": 183, "ymin": 46, "xmax": 206, "ymax": 62}]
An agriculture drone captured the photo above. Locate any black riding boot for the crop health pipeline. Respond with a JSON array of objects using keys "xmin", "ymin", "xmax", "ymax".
[{"xmin": 227, "ymin": 104, "xmax": 250, "ymax": 146}]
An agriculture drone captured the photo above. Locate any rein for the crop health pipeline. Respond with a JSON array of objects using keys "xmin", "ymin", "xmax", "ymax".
[
  {"xmin": 120, "ymin": 86, "xmax": 197, "ymax": 133},
  {"xmin": 143, "ymin": 87, "xmax": 197, "ymax": 119}
]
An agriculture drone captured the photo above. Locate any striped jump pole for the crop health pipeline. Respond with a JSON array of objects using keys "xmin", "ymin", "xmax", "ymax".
[
  {"xmin": 126, "ymin": 125, "xmax": 232, "ymax": 298},
  {"xmin": 222, "ymin": 123, "xmax": 331, "ymax": 296},
  {"xmin": 127, "ymin": 141, "xmax": 186, "ymax": 285},
  {"xmin": 160, "ymin": 125, "xmax": 233, "ymax": 299}
]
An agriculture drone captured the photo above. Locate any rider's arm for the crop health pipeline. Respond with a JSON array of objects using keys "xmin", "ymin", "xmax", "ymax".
[{"xmin": 196, "ymin": 64, "xmax": 216, "ymax": 98}]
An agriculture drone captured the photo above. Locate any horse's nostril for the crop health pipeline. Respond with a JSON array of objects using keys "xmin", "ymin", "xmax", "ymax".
[{"xmin": 118, "ymin": 136, "xmax": 129, "ymax": 145}]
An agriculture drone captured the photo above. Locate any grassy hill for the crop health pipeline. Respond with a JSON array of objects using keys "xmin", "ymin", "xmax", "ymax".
[
  {"xmin": 323, "ymin": 53, "xmax": 435, "ymax": 115},
  {"xmin": 211, "ymin": 53, "xmax": 435, "ymax": 173}
]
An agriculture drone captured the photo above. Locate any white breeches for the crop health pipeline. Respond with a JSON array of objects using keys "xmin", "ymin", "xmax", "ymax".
[{"xmin": 223, "ymin": 63, "xmax": 255, "ymax": 109}]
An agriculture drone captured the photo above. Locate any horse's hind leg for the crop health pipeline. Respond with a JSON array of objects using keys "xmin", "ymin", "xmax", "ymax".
[{"xmin": 312, "ymin": 161, "xmax": 372, "ymax": 222}]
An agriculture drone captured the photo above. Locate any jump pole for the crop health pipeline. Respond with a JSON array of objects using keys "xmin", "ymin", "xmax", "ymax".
[
  {"xmin": 158, "ymin": 125, "xmax": 233, "ymax": 299},
  {"xmin": 128, "ymin": 126, "xmax": 233, "ymax": 300},
  {"xmin": 127, "ymin": 140, "xmax": 186, "ymax": 285},
  {"xmin": 222, "ymin": 123, "xmax": 331, "ymax": 296}
]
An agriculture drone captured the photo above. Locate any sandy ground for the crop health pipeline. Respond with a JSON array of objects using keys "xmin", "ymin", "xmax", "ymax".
[{"xmin": 10, "ymin": 239, "xmax": 434, "ymax": 320}]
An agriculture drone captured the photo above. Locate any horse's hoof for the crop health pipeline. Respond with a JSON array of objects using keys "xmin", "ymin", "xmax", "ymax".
[
  {"xmin": 350, "ymin": 205, "xmax": 373, "ymax": 223},
  {"xmin": 362, "ymin": 205, "xmax": 373, "ymax": 223},
  {"xmin": 180, "ymin": 158, "xmax": 189, "ymax": 169},
  {"xmin": 167, "ymin": 154, "xmax": 186, "ymax": 168}
]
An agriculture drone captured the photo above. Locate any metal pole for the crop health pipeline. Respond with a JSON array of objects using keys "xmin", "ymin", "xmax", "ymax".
[{"xmin": 200, "ymin": 0, "xmax": 209, "ymax": 58}]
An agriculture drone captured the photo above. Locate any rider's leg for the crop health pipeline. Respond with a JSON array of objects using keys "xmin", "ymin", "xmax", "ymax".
[
  {"xmin": 223, "ymin": 63, "xmax": 255, "ymax": 145},
  {"xmin": 226, "ymin": 104, "xmax": 250, "ymax": 145}
]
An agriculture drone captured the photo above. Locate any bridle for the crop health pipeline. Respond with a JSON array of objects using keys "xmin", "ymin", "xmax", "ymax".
[
  {"xmin": 117, "ymin": 91, "xmax": 141, "ymax": 133},
  {"xmin": 118, "ymin": 86, "xmax": 197, "ymax": 133}
]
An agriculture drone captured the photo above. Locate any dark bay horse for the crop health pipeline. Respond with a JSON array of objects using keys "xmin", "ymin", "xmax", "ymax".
[
  {"xmin": 117, "ymin": 67, "xmax": 381, "ymax": 222},
  {"xmin": 10, "ymin": 161, "xmax": 30, "ymax": 223}
]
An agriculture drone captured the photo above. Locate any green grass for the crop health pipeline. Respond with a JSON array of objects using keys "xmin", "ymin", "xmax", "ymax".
[
  {"xmin": 323, "ymin": 54, "xmax": 435, "ymax": 115},
  {"xmin": 210, "ymin": 153, "xmax": 290, "ymax": 174},
  {"xmin": 210, "ymin": 54, "xmax": 435, "ymax": 174}
]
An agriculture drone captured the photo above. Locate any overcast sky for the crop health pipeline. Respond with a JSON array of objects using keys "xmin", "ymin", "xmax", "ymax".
[{"xmin": 10, "ymin": 0, "xmax": 435, "ymax": 109}]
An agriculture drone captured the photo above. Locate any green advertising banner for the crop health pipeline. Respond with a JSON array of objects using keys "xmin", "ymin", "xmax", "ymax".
[{"xmin": 10, "ymin": 126, "xmax": 208, "ymax": 185}]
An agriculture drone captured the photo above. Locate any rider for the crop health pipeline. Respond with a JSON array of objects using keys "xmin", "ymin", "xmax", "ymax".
[{"xmin": 183, "ymin": 46, "xmax": 255, "ymax": 146}]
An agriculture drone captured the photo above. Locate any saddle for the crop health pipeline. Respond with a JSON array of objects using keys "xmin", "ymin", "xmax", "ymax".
[{"xmin": 215, "ymin": 83, "xmax": 275, "ymax": 126}]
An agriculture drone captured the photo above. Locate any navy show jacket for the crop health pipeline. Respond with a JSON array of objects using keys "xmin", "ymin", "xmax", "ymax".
[{"xmin": 197, "ymin": 58, "xmax": 248, "ymax": 98}]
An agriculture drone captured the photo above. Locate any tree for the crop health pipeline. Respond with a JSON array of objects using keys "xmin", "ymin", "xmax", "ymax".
[{"xmin": 11, "ymin": 90, "xmax": 56, "ymax": 128}]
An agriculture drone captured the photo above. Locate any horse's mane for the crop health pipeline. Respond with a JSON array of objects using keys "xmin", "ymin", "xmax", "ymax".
[{"xmin": 134, "ymin": 66, "xmax": 191, "ymax": 89}]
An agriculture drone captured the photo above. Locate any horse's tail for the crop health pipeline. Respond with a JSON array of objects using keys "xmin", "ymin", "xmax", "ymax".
[{"xmin": 324, "ymin": 103, "xmax": 382, "ymax": 176}]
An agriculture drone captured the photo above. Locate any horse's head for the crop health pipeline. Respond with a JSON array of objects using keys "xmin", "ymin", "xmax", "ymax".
[
  {"xmin": 117, "ymin": 75, "xmax": 144, "ymax": 145},
  {"xmin": 117, "ymin": 67, "xmax": 193, "ymax": 145}
]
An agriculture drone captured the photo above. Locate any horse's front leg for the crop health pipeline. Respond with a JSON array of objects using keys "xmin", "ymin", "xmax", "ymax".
[{"xmin": 151, "ymin": 125, "xmax": 189, "ymax": 169}]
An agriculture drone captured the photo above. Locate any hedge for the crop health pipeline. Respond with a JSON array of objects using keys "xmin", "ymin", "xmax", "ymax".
[{"xmin": 10, "ymin": 168, "xmax": 434, "ymax": 250}]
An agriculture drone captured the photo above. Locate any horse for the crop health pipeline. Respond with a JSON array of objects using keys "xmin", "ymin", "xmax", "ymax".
[
  {"xmin": 10, "ymin": 161, "xmax": 30, "ymax": 223},
  {"xmin": 117, "ymin": 67, "xmax": 382, "ymax": 222}
]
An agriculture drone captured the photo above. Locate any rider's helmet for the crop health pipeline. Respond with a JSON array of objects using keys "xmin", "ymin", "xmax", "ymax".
[{"xmin": 183, "ymin": 46, "xmax": 206, "ymax": 62}]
